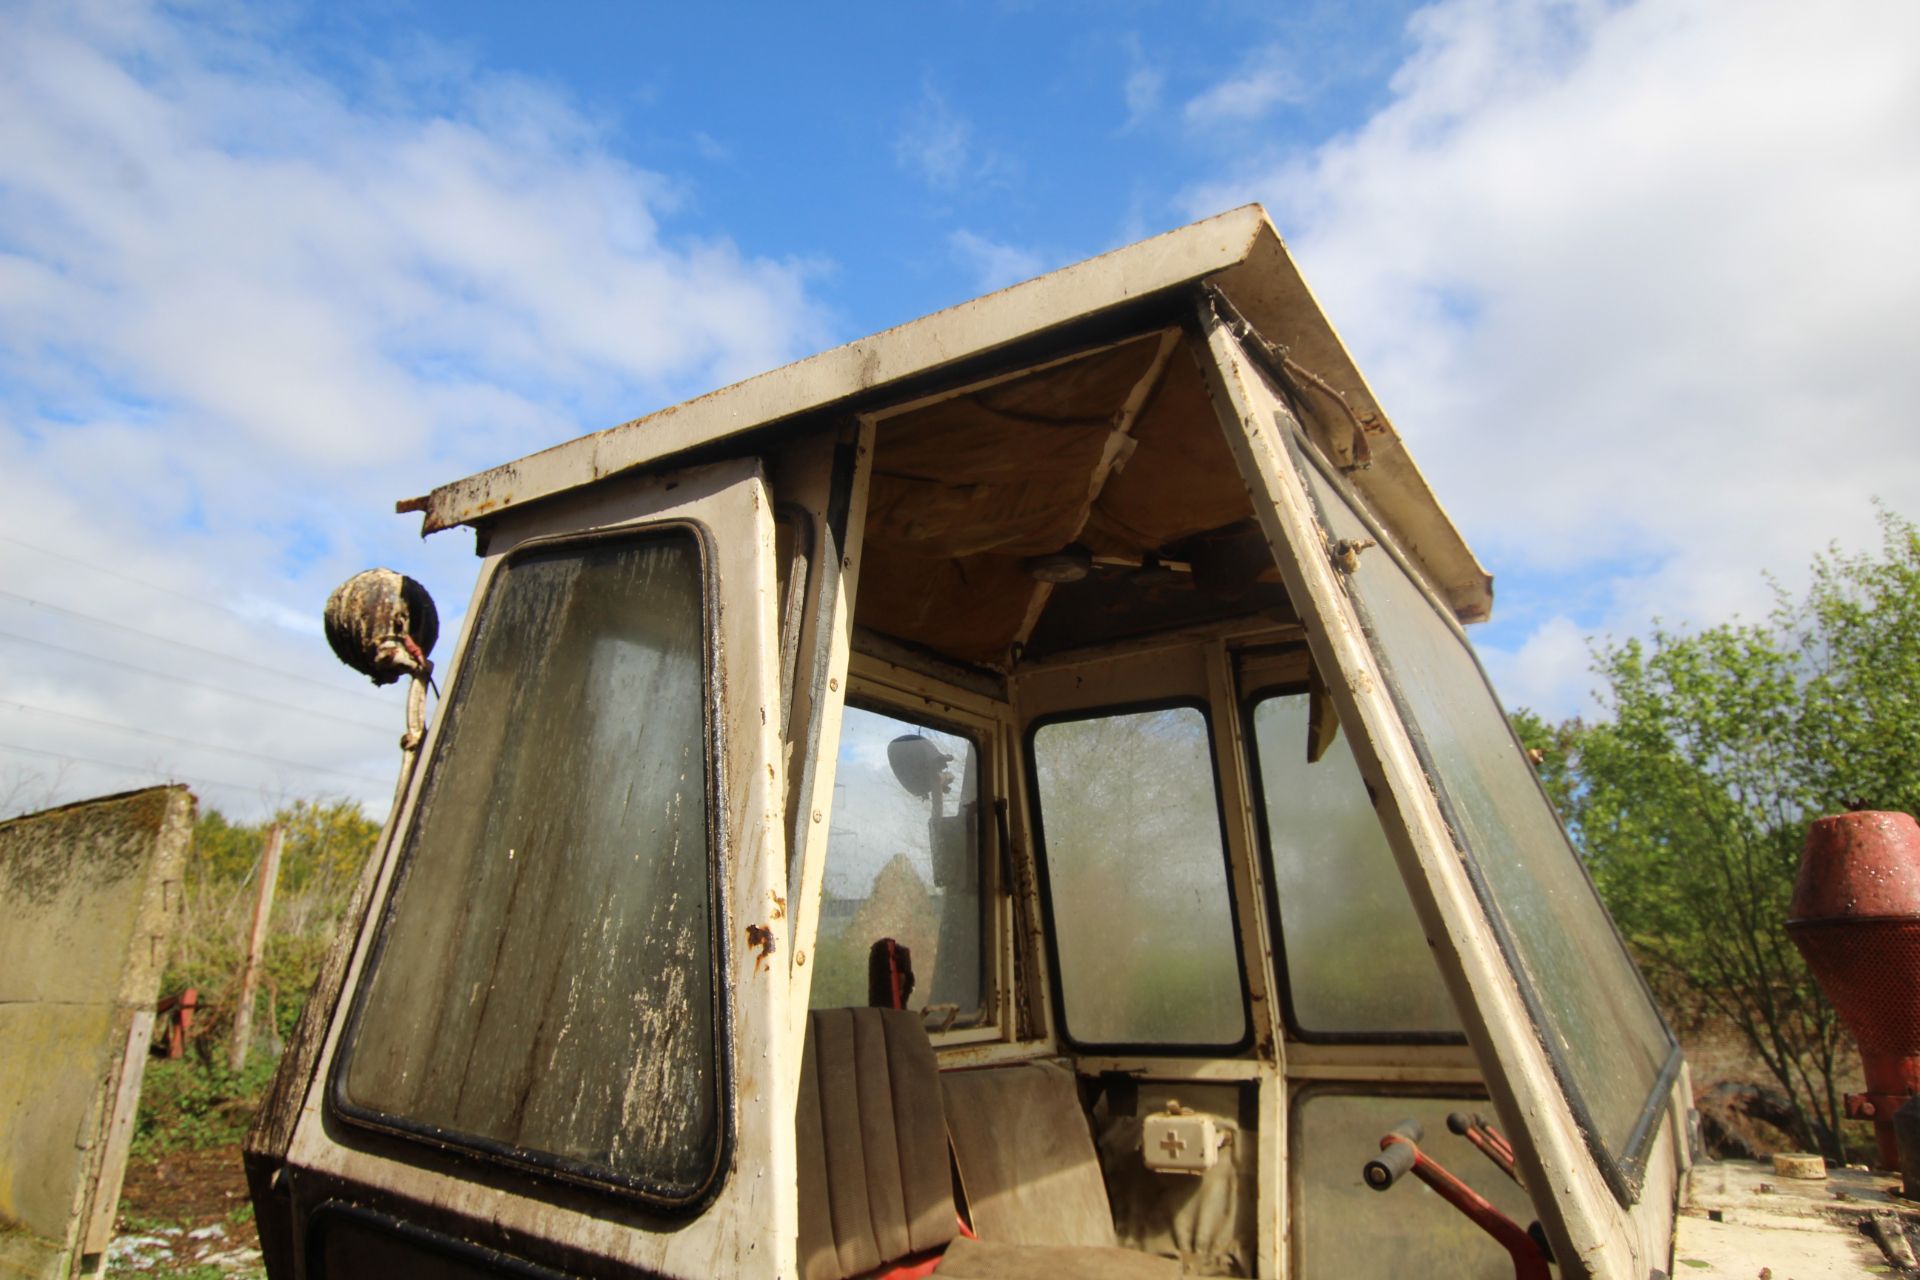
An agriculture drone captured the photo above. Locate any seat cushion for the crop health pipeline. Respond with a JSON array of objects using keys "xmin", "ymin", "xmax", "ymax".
[
  {"xmin": 797, "ymin": 1008, "xmax": 958, "ymax": 1280},
  {"xmin": 941, "ymin": 1061, "xmax": 1118, "ymax": 1249},
  {"xmin": 932, "ymin": 1236, "xmax": 1183, "ymax": 1278}
]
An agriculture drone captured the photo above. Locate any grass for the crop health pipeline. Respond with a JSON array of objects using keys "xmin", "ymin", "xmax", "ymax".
[{"xmin": 132, "ymin": 1058, "xmax": 281, "ymax": 1159}]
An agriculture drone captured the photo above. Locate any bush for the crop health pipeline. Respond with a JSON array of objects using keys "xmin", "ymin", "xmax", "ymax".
[{"xmin": 132, "ymin": 1056, "xmax": 282, "ymax": 1156}]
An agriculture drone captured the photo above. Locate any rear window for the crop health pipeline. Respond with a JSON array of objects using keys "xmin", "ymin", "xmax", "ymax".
[
  {"xmin": 1029, "ymin": 704, "xmax": 1248, "ymax": 1049},
  {"xmin": 332, "ymin": 528, "xmax": 724, "ymax": 1206}
]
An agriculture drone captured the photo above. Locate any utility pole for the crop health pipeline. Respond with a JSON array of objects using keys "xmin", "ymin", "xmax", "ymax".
[{"xmin": 229, "ymin": 823, "xmax": 284, "ymax": 1072}]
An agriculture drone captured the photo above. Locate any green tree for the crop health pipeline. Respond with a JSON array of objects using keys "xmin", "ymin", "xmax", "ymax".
[
  {"xmin": 274, "ymin": 797, "xmax": 383, "ymax": 899},
  {"xmin": 1516, "ymin": 507, "xmax": 1920, "ymax": 1161}
]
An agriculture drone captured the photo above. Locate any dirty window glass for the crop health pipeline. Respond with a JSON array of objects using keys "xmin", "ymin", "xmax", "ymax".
[
  {"xmin": 809, "ymin": 705, "xmax": 983, "ymax": 1026},
  {"xmin": 1293, "ymin": 1092, "xmax": 1536, "ymax": 1280},
  {"xmin": 1032, "ymin": 706, "xmax": 1246, "ymax": 1047},
  {"xmin": 1297, "ymin": 453, "xmax": 1673, "ymax": 1178},
  {"xmin": 336, "ymin": 530, "xmax": 721, "ymax": 1202},
  {"xmin": 1250, "ymin": 692, "xmax": 1460, "ymax": 1036}
]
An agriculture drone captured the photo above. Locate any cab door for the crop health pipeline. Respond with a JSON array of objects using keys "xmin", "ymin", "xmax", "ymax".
[
  {"xmin": 272, "ymin": 455, "xmax": 799, "ymax": 1279},
  {"xmin": 1196, "ymin": 294, "xmax": 1685, "ymax": 1279}
]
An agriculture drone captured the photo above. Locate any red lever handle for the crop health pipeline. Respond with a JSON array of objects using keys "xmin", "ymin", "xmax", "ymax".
[{"xmin": 1367, "ymin": 1126, "xmax": 1552, "ymax": 1280}]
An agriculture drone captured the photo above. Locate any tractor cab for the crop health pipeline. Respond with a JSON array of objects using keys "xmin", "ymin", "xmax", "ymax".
[{"xmin": 247, "ymin": 205, "xmax": 1690, "ymax": 1279}]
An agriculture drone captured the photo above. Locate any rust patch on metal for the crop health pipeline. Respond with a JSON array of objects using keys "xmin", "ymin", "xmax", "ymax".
[
  {"xmin": 769, "ymin": 891, "xmax": 786, "ymax": 921},
  {"xmin": 746, "ymin": 923, "xmax": 777, "ymax": 973}
]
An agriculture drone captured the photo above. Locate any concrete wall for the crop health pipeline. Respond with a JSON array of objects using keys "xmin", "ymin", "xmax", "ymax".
[{"xmin": 0, "ymin": 787, "xmax": 193, "ymax": 1280}]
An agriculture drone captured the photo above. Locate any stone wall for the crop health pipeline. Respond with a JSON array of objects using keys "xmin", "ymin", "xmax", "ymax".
[{"xmin": 0, "ymin": 786, "xmax": 193, "ymax": 1280}]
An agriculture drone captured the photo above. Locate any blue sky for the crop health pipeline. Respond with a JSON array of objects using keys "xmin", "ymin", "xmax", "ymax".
[
  {"xmin": 290, "ymin": 0, "xmax": 1423, "ymax": 323},
  {"xmin": 3, "ymin": 0, "xmax": 1917, "ymax": 819}
]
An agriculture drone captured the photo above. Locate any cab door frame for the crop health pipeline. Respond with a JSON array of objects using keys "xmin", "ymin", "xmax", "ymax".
[
  {"xmin": 1195, "ymin": 292, "xmax": 1685, "ymax": 1278},
  {"xmin": 277, "ymin": 455, "xmax": 796, "ymax": 1279}
]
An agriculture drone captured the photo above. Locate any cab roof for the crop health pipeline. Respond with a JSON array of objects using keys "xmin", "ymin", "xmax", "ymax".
[{"xmin": 405, "ymin": 204, "xmax": 1493, "ymax": 625}]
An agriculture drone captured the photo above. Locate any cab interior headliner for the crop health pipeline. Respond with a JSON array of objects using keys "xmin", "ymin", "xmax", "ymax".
[{"xmin": 855, "ymin": 329, "xmax": 1296, "ymax": 670}]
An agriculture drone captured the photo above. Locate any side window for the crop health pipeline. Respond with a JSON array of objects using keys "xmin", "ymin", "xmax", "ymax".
[
  {"xmin": 332, "ymin": 529, "xmax": 722, "ymax": 1206},
  {"xmin": 1029, "ymin": 704, "xmax": 1247, "ymax": 1049},
  {"xmin": 809, "ymin": 704, "xmax": 985, "ymax": 1026},
  {"xmin": 1248, "ymin": 689, "xmax": 1460, "ymax": 1037}
]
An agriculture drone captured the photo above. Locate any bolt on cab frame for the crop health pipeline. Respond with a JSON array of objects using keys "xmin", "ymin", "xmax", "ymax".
[{"xmin": 246, "ymin": 205, "xmax": 1692, "ymax": 1280}]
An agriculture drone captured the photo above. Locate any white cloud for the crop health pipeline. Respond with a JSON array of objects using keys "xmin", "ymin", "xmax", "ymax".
[
  {"xmin": 894, "ymin": 85, "xmax": 974, "ymax": 191},
  {"xmin": 1185, "ymin": 0, "xmax": 1920, "ymax": 716},
  {"xmin": 1477, "ymin": 614, "xmax": 1596, "ymax": 718},
  {"xmin": 893, "ymin": 84, "xmax": 1012, "ymax": 194},
  {"xmin": 949, "ymin": 229, "xmax": 1047, "ymax": 293},
  {"xmin": 0, "ymin": 0, "xmax": 829, "ymax": 819},
  {"xmin": 1183, "ymin": 47, "xmax": 1306, "ymax": 125},
  {"xmin": 1122, "ymin": 63, "xmax": 1165, "ymax": 133}
]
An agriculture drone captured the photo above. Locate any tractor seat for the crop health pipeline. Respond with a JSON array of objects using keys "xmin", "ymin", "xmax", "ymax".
[{"xmin": 796, "ymin": 1008, "xmax": 1180, "ymax": 1279}]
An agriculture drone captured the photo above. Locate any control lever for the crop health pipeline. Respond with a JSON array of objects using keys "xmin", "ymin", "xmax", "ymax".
[
  {"xmin": 1362, "ymin": 1120, "xmax": 1424, "ymax": 1190},
  {"xmin": 1363, "ymin": 1119, "xmax": 1552, "ymax": 1280},
  {"xmin": 1448, "ymin": 1110, "xmax": 1523, "ymax": 1187}
]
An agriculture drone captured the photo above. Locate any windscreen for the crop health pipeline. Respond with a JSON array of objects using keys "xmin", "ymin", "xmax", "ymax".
[
  {"xmin": 1294, "ymin": 447, "xmax": 1674, "ymax": 1191},
  {"xmin": 334, "ymin": 529, "xmax": 722, "ymax": 1203}
]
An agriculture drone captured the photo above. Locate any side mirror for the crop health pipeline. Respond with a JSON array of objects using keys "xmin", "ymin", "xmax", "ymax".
[
  {"xmin": 324, "ymin": 569, "xmax": 439, "ymax": 687},
  {"xmin": 887, "ymin": 734, "xmax": 951, "ymax": 799}
]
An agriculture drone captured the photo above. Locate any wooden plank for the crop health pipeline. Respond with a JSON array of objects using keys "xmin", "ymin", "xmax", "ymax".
[
  {"xmin": 229, "ymin": 824, "xmax": 284, "ymax": 1072},
  {"xmin": 82, "ymin": 1010, "xmax": 154, "ymax": 1255}
]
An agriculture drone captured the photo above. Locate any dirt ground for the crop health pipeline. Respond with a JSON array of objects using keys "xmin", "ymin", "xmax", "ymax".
[{"xmin": 110, "ymin": 1144, "xmax": 263, "ymax": 1278}]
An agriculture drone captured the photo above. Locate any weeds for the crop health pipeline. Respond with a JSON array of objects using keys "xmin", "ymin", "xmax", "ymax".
[{"xmin": 132, "ymin": 1058, "xmax": 282, "ymax": 1158}]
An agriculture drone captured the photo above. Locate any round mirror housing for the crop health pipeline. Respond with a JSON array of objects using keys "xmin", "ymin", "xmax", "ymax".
[
  {"xmin": 324, "ymin": 568, "xmax": 439, "ymax": 687},
  {"xmin": 887, "ymin": 733, "xmax": 950, "ymax": 799}
]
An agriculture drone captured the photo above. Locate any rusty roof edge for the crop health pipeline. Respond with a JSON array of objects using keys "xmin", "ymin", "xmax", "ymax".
[{"xmin": 413, "ymin": 205, "xmax": 1274, "ymax": 536}]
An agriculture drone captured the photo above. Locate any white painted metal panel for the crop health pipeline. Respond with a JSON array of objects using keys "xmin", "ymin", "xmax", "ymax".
[{"xmin": 284, "ymin": 457, "xmax": 794, "ymax": 1279}]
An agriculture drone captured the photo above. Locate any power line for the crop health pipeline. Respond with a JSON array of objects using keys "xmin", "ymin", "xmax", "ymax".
[
  {"xmin": 0, "ymin": 698, "xmax": 391, "ymax": 787},
  {"xmin": 0, "ymin": 531, "xmax": 340, "ymax": 649},
  {"xmin": 0, "ymin": 587, "xmax": 391, "ymax": 707},
  {"xmin": 0, "ymin": 739, "xmax": 276, "ymax": 798},
  {"xmin": 0, "ymin": 628, "xmax": 393, "ymax": 733}
]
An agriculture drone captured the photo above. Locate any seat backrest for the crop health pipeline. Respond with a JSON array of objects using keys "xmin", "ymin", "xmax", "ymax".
[
  {"xmin": 796, "ymin": 1007, "xmax": 957, "ymax": 1280},
  {"xmin": 940, "ymin": 1061, "xmax": 1119, "ymax": 1249}
]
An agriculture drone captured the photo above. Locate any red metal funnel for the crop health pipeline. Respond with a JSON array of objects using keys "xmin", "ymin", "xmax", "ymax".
[{"xmin": 1787, "ymin": 811, "xmax": 1920, "ymax": 1169}]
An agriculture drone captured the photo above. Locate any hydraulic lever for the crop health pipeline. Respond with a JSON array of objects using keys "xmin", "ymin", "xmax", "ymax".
[
  {"xmin": 1448, "ymin": 1110, "xmax": 1523, "ymax": 1187},
  {"xmin": 1363, "ymin": 1121, "xmax": 1552, "ymax": 1280}
]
